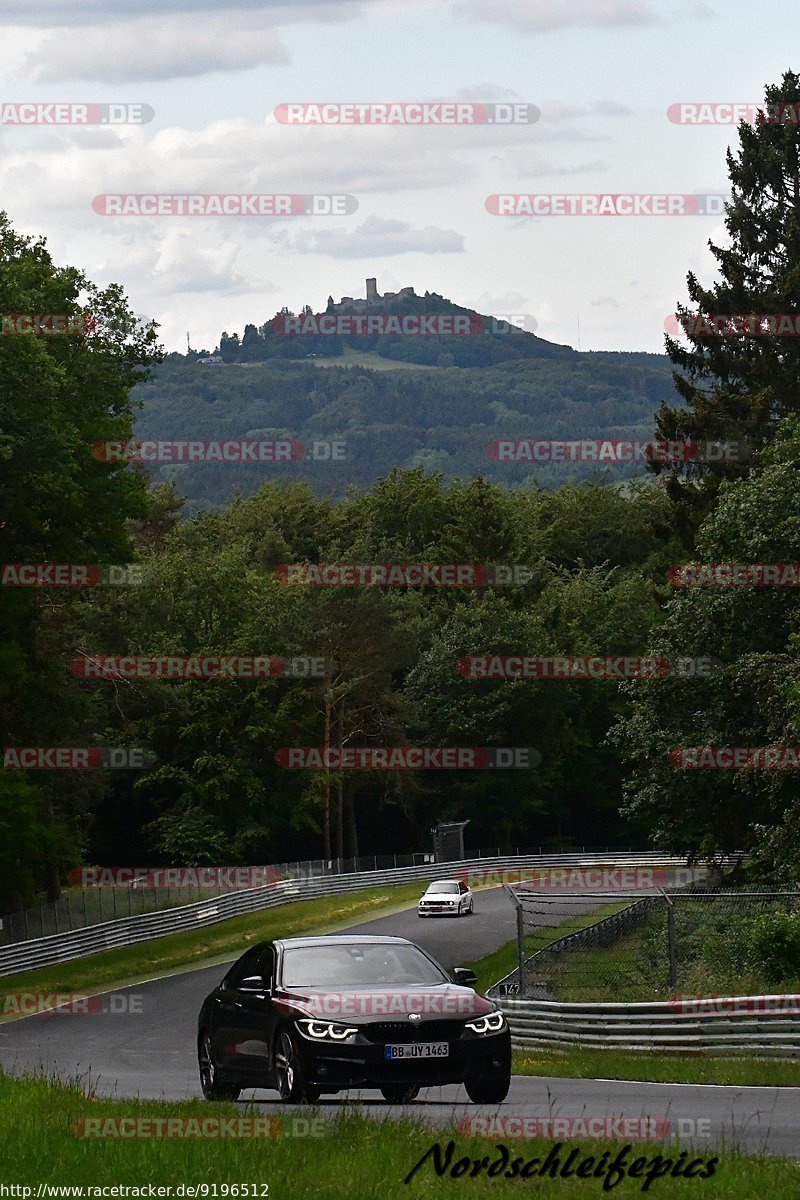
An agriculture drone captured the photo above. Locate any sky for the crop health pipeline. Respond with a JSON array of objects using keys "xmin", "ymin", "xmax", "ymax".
[{"xmin": 0, "ymin": 0, "xmax": 795, "ymax": 354}]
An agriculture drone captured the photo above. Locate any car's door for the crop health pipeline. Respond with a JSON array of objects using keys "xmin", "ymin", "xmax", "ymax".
[
  {"xmin": 230, "ymin": 945, "xmax": 277, "ymax": 1081},
  {"xmin": 213, "ymin": 947, "xmax": 272, "ymax": 1079},
  {"xmin": 458, "ymin": 880, "xmax": 469, "ymax": 912}
]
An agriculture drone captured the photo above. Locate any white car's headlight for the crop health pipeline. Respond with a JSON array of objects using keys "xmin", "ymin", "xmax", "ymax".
[
  {"xmin": 464, "ymin": 1011, "xmax": 507, "ymax": 1036},
  {"xmin": 297, "ymin": 1019, "xmax": 358, "ymax": 1041}
]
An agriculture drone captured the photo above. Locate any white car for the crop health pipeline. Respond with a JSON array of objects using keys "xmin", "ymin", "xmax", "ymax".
[{"xmin": 418, "ymin": 879, "xmax": 473, "ymax": 917}]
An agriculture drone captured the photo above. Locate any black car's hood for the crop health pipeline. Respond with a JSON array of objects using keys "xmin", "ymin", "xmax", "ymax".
[{"xmin": 272, "ymin": 984, "xmax": 494, "ymax": 1022}]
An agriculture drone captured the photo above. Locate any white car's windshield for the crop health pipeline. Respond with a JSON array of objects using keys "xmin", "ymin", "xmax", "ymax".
[{"xmin": 425, "ymin": 882, "xmax": 459, "ymax": 894}]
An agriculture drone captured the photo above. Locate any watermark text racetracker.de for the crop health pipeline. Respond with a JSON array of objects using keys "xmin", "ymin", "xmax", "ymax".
[
  {"xmin": 1, "ymin": 992, "xmax": 143, "ymax": 1016},
  {"xmin": 67, "ymin": 866, "xmax": 282, "ymax": 888},
  {"xmin": 667, "ymin": 101, "xmax": 800, "ymax": 124},
  {"xmin": 666, "ymin": 312, "xmax": 800, "ymax": 337},
  {"xmin": 457, "ymin": 656, "xmax": 721, "ymax": 680},
  {"xmin": 72, "ymin": 1116, "xmax": 325, "ymax": 1139},
  {"xmin": 669, "ymin": 746, "xmax": 800, "ymax": 769},
  {"xmin": 92, "ymin": 194, "xmax": 357, "ymax": 217},
  {"xmin": 668, "ymin": 993, "xmax": 800, "ymax": 1014},
  {"xmin": 269, "ymin": 313, "xmax": 537, "ymax": 336},
  {"xmin": 668, "ymin": 563, "xmax": 800, "ymax": 586},
  {"xmin": 274, "ymin": 101, "xmax": 539, "ymax": 125},
  {"xmin": 272, "ymin": 312, "xmax": 483, "ymax": 336},
  {"xmin": 486, "ymin": 439, "xmax": 748, "ymax": 463},
  {"xmin": 2, "ymin": 564, "xmax": 143, "ymax": 587},
  {"xmin": 1, "ymin": 314, "xmax": 95, "ymax": 336},
  {"xmin": 3, "ymin": 747, "xmax": 154, "ymax": 770},
  {"xmin": 71, "ymin": 656, "xmax": 327, "ymax": 681},
  {"xmin": 91, "ymin": 440, "xmax": 346, "ymax": 463},
  {"xmin": 485, "ymin": 193, "xmax": 727, "ymax": 216},
  {"xmin": 273, "ymin": 563, "xmax": 538, "ymax": 587},
  {"xmin": 0, "ymin": 102, "xmax": 153, "ymax": 125},
  {"xmin": 458, "ymin": 866, "xmax": 701, "ymax": 890},
  {"xmin": 457, "ymin": 1116, "xmax": 689, "ymax": 1142},
  {"xmin": 275, "ymin": 746, "xmax": 540, "ymax": 769}
]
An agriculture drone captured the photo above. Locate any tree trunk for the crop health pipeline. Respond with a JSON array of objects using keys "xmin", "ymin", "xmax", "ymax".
[
  {"xmin": 44, "ymin": 795, "xmax": 61, "ymax": 901},
  {"xmin": 335, "ymin": 705, "xmax": 344, "ymax": 860},
  {"xmin": 322, "ymin": 696, "xmax": 331, "ymax": 860},
  {"xmin": 345, "ymin": 788, "xmax": 359, "ymax": 860}
]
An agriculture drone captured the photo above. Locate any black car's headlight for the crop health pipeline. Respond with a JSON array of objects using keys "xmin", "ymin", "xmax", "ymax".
[
  {"xmin": 297, "ymin": 1019, "xmax": 358, "ymax": 1042},
  {"xmin": 464, "ymin": 1011, "xmax": 507, "ymax": 1036}
]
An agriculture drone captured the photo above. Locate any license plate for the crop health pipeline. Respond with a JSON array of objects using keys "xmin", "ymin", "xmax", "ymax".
[{"xmin": 384, "ymin": 1042, "xmax": 449, "ymax": 1060}]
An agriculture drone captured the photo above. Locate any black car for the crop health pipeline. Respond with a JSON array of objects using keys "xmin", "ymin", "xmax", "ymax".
[{"xmin": 197, "ymin": 934, "xmax": 511, "ymax": 1104}]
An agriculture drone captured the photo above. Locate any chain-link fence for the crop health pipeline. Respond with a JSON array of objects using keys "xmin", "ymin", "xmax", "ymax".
[
  {"xmin": 0, "ymin": 852, "xmax": 438, "ymax": 946},
  {"xmin": 495, "ymin": 885, "xmax": 800, "ymax": 1002},
  {"xmin": 1, "ymin": 844, "xmax": 615, "ymax": 946}
]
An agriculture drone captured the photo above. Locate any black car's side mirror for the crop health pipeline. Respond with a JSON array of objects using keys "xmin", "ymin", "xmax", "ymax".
[
  {"xmin": 238, "ymin": 975, "xmax": 269, "ymax": 993},
  {"xmin": 452, "ymin": 967, "xmax": 478, "ymax": 986}
]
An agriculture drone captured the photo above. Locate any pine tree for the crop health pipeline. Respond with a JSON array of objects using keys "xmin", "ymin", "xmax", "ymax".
[{"xmin": 653, "ymin": 71, "xmax": 800, "ymax": 532}]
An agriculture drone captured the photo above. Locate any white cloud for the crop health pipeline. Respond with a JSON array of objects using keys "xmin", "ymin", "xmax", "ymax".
[
  {"xmin": 276, "ymin": 216, "xmax": 465, "ymax": 257},
  {"xmin": 454, "ymin": 82, "xmax": 519, "ymax": 101},
  {"xmin": 3, "ymin": 0, "xmax": 369, "ymax": 26},
  {"xmin": 27, "ymin": 15, "xmax": 290, "ymax": 83},
  {"xmin": 0, "ymin": 119, "xmax": 478, "ymax": 223},
  {"xmin": 503, "ymin": 152, "xmax": 609, "ymax": 178},
  {"xmin": 539, "ymin": 100, "xmax": 635, "ymax": 121},
  {"xmin": 473, "ymin": 289, "xmax": 530, "ymax": 312},
  {"xmin": 452, "ymin": 0, "xmax": 658, "ymax": 32}
]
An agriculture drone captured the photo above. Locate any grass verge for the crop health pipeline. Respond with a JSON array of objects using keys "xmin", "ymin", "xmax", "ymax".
[
  {"xmin": 512, "ymin": 1047, "xmax": 800, "ymax": 1086},
  {"xmin": 2, "ymin": 1072, "xmax": 800, "ymax": 1197},
  {"xmin": 463, "ymin": 900, "xmax": 631, "ymax": 996},
  {"xmin": 0, "ymin": 883, "xmax": 423, "ymax": 1005}
]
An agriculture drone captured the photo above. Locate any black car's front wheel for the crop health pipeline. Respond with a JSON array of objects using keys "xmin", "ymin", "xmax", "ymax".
[
  {"xmin": 464, "ymin": 1073, "xmax": 510, "ymax": 1104},
  {"xmin": 379, "ymin": 1084, "xmax": 420, "ymax": 1103},
  {"xmin": 198, "ymin": 1032, "xmax": 241, "ymax": 1101},
  {"xmin": 274, "ymin": 1029, "xmax": 321, "ymax": 1103}
]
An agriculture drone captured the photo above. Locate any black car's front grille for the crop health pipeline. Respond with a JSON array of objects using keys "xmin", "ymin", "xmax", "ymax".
[{"xmin": 362, "ymin": 1020, "xmax": 465, "ymax": 1044}]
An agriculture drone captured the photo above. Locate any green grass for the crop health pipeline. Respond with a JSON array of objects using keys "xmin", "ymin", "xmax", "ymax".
[
  {"xmin": 535, "ymin": 901, "xmax": 800, "ymax": 1002},
  {"xmin": 308, "ymin": 346, "xmax": 441, "ymax": 371},
  {"xmin": 0, "ymin": 883, "xmax": 424, "ymax": 1006},
  {"xmin": 463, "ymin": 900, "xmax": 632, "ymax": 996},
  {"xmin": 465, "ymin": 909, "xmax": 800, "ymax": 1086},
  {"xmin": 512, "ymin": 1047, "xmax": 800, "ymax": 1086},
  {"xmin": 3, "ymin": 1073, "xmax": 800, "ymax": 1197}
]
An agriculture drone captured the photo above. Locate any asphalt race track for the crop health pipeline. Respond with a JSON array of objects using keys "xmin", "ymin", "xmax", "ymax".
[{"xmin": 1, "ymin": 888, "xmax": 798, "ymax": 1158}]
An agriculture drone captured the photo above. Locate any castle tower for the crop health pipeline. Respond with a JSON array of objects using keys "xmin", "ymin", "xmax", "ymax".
[{"xmin": 366, "ymin": 277, "xmax": 378, "ymax": 303}]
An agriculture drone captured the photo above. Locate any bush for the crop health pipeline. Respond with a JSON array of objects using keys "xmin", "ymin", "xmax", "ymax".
[{"xmin": 740, "ymin": 909, "xmax": 800, "ymax": 983}]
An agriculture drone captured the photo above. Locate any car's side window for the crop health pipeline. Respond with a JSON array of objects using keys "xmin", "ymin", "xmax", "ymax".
[
  {"xmin": 223, "ymin": 948, "xmax": 262, "ymax": 988},
  {"xmin": 459, "ymin": 882, "xmax": 468, "ymax": 893}
]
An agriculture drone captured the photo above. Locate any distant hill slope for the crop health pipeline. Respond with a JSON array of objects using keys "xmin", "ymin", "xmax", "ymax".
[
  {"xmin": 132, "ymin": 340, "xmax": 677, "ymax": 511},
  {"xmin": 216, "ymin": 290, "xmax": 578, "ymax": 369}
]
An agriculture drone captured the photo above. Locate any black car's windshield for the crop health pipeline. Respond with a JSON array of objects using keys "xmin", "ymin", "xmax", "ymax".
[{"xmin": 281, "ymin": 943, "xmax": 449, "ymax": 987}]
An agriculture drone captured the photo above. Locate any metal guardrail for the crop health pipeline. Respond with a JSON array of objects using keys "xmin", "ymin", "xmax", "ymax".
[
  {"xmin": 0, "ymin": 852, "xmax": 689, "ymax": 978},
  {"xmin": 497, "ymin": 995, "xmax": 800, "ymax": 1056},
  {"xmin": 0, "ymin": 844, "xmax": 655, "ymax": 945}
]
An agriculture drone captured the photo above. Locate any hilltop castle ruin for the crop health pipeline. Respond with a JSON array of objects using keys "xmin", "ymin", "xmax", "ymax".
[{"xmin": 326, "ymin": 277, "xmax": 417, "ymax": 313}]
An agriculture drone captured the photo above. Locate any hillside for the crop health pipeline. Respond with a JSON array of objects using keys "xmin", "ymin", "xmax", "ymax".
[{"xmin": 130, "ymin": 294, "xmax": 676, "ymax": 511}]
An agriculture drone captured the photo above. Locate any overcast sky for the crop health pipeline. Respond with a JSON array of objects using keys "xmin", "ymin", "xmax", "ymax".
[{"xmin": 0, "ymin": 0, "xmax": 793, "ymax": 353}]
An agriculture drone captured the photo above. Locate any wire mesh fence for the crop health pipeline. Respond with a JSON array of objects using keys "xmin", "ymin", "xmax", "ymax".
[
  {"xmin": 0, "ymin": 852, "xmax": 434, "ymax": 946},
  {"xmin": 495, "ymin": 885, "xmax": 800, "ymax": 1002},
  {"xmin": 1, "ymin": 844, "xmax": 585, "ymax": 946}
]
